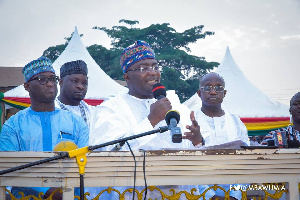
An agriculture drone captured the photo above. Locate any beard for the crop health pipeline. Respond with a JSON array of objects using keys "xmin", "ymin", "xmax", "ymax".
[{"xmin": 72, "ymin": 93, "xmax": 85, "ymax": 102}]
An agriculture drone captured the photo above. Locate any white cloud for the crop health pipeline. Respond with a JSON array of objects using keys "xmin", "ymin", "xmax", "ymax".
[
  {"xmin": 260, "ymin": 30, "xmax": 266, "ymax": 34},
  {"xmin": 260, "ymin": 39, "xmax": 271, "ymax": 48},
  {"xmin": 233, "ymin": 29, "xmax": 245, "ymax": 38},
  {"xmin": 280, "ymin": 35, "xmax": 300, "ymax": 40},
  {"xmin": 0, "ymin": 0, "xmax": 299, "ymax": 105}
]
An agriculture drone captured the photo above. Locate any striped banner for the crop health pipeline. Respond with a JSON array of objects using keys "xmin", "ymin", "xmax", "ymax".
[
  {"xmin": 241, "ymin": 117, "xmax": 290, "ymax": 131},
  {"xmin": 1, "ymin": 97, "xmax": 104, "ymax": 109},
  {"xmin": 2, "ymin": 97, "xmax": 30, "ymax": 109},
  {"xmin": 0, "ymin": 95, "xmax": 289, "ymax": 136}
]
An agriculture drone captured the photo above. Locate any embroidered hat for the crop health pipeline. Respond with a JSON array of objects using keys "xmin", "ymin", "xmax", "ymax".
[
  {"xmin": 22, "ymin": 56, "xmax": 55, "ymax": 82},
  {"xmin": 120, "ymin": 40, "xmax": 156, "ymax": 73},
  {"xmin": 60, "ymin": 60, "xmax": 88, "ymax": 78}
]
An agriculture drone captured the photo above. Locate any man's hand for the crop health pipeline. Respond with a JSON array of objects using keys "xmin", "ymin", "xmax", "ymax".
[
  {"xmin": 183, "ymin": 111, "xmax": 203, "ymax": 146},
  {"xmin": 148, "ymin": 97, "xmax": 172, "ymax": 127}
]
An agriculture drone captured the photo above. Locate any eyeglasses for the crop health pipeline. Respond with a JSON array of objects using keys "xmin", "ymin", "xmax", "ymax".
[
  {"xmin": 126, "ymin": 66, "xmax": 162, "ymax": 73},
  {"xmin": 201, "ymin": 85, "xmax": 225, "ymax": 92},
  {"xmin": 28, "ymin": 76, "xmax": 59, "ymax": 85}
]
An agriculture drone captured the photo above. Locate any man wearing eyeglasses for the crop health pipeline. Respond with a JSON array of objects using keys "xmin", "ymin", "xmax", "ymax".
[
  {"xmin": 0, "ymin": 56, "xmax": 89, "ymax": 199},
  {"xmin": 89, "ymin": 41, "xmax": 202, "ymax": 199},
  {"xmin": 90, "ymin": 40, "xmax": 202, "ymax": 150},
  {"xmin": 195, "ymin": 72, "xmax": 249, "ymax": 200},
  {"xmin": 195, "ymin": 72, "xmax": 249, "ymax": 147}
]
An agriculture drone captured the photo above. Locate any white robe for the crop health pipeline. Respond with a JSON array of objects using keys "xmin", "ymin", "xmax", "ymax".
[
  {"xmin": 195, "ymin": 110, "xmax": 250, "ymax": 146},
  {"xmin": 195, "ymin": 109, "xmax": 249, "ymax": 199},
  {"xmin": 89, "ymin": 91, "xmax": 197, "ymax": 200},
  {"xmin": 89, "ymin": 91, "xmax": 194, "ymax": 150}
]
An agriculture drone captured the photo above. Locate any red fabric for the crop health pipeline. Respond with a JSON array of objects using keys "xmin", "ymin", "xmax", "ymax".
[
  {"xmin": 4, "ymin": 97, "xmax": 103, "ymax": 106},
  {"xmin": 241, "ymin": 117, "xmax": 290, "ymax": 123},
  {"xmin": 83, "ymin": 99, "xmax": 104, "ymax": 106},
  {"xmin": 4, "ymin": 97, "xmax": 31, "ymax": 104},
  {"xmin": 2, "ymin": 98, "xmax": 288, "ymax": 117}
]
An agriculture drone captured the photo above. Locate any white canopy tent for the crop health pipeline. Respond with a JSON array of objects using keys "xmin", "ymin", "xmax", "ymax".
[
  {"xmin": 3, "ymin": 27, "xmax": 128, "ymax": 107},
  {"xmin": 184, "ymin": 47, "xmax": 290, "ymax": 134},
  {"xmin": 184, "ymin": 47, "xmax": 289, "ymax": 118}
]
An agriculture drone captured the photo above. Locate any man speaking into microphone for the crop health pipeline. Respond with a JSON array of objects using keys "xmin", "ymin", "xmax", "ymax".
[
  {"xmin": 89, "ymin": 40, "xmax": 203, "ymax": 151},
  {"xmin": 89, "ymin": 40, "xmax": 202, "ymax": 200}
]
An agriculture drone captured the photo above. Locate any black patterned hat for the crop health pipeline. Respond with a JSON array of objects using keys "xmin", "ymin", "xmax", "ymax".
[{"xmin": 60, "ymin": 60, "xmax": 88, "ymax": 78}]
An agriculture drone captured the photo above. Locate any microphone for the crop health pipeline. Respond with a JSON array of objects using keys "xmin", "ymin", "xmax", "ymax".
[
  {"xmin": 112, "ymin": 83, "xmax": 166, "ymax": 151},
  {"xmin": 153, "ymin": 83, "xmax": 166, "ymax": 100},
  {"xmin": 165, "ymin": 110, "xmax": 182, "ymax": 143},
  {"xmin": 153, "ymin": 83, "xmax": 182, "ymax": 143}
]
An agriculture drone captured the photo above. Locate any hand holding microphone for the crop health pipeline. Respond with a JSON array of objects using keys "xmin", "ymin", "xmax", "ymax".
[
  {"xmin": 150, "ymin": 83, "xmax": 183, "ymax": 143},
  {"xmin": 148, "ymin": 83, "xmax": 172, "ymax": 127}
]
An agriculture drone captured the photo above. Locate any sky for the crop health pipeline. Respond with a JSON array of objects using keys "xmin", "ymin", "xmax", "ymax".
[{"xmin": 0, "ymin": 0, "xmax": 299, "ymax": 105}]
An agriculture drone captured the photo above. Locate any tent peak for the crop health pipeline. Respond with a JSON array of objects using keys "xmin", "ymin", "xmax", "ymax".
[
  {"xmin": 225, "ymin": 46, "xmax": 230, "ymax": 54},
  {"xmin": 74, "ymin": 26, "xmax": 79, "ymax": 35},
  {"xmin": 223, "ymin": 46, "xmax": 234, "ymax": 65},
  {"xmin": 218, "ymin": 46, "xmax": 239, "ymax": 73}
]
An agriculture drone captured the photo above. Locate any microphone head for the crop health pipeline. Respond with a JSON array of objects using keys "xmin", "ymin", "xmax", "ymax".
[
  {"xmin": 152, "ymin": 83, "xmax": 166, "ymax": 99},
  {"xmin": 53, "ymin": 141, "xmax": 78, "ymax": 151},
  {"xmin": 165, "ymin": 110, "xmax": 180, "ymax": 126}
]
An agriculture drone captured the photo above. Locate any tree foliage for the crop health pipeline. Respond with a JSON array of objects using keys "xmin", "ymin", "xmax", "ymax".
[
  {"xmin": 42, "ymin": 20, "xmax": 219, "ymax": 102},
  {"xmin": 43, "ymin": 44, "xmax": 66, "ymax": 62},
  {"xmin": 87, "ymin": 45, "xmax": 123, "ymax": 80},
  {"xmin": 93, "ymin": 20, "xmax": 219, "ymax": 101}
]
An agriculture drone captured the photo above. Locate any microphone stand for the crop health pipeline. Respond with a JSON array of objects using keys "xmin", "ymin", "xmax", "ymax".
[
  {"xmin": 0, "ymin": 126, "xmax": 169, "ymax": 199},
  {"xmin": 88, "ymin": 126, "xmax": 168, "ymax": 151}
]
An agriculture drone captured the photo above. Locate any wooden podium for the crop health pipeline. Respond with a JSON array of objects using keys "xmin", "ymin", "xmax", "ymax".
[{"xmin": 0, "ymin": 148, "xmax": 300, "ymax": 200}]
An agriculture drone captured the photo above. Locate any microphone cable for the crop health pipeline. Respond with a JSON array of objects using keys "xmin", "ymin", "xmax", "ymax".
[
  {"xmin": 142, "ymin": 149, "xmax": 148, "ymax": 200},
  {"xmin": 126, "ymin": 141, "xmax": 137, "ymax": 200}
]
